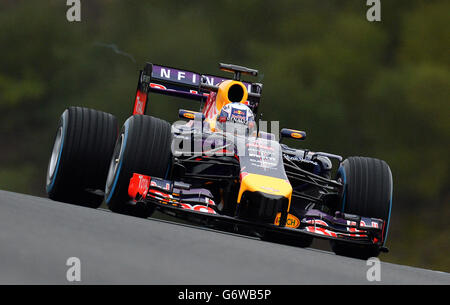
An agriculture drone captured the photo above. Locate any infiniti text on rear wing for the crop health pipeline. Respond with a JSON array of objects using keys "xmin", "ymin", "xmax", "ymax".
[{"xmin": 132, "ymin": 63, "xmax": 262, "ymax": 115}]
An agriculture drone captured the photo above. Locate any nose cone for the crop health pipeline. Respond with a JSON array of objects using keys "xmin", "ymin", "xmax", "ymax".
[
  {"xmin": 238, "ymin": 173, "xmax": 292, "ymax": 201},
  {"xmin": 238, "ymin": 174, "xmax": 292, "ymax": 202},
  {"xmin": 237, "ymin": 173, "xmax": 293, "ymax": 222}
]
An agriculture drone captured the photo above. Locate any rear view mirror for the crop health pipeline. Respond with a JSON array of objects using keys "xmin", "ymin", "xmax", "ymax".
[
  {"xmin": 179, "ymin": 109, "xmax": 205, "ymax": 121},
  {"xmin": 280, "ymin": 128, "xmax": 306, "ymax": 140}
]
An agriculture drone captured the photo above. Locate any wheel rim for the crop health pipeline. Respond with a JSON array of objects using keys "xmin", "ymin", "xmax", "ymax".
[
  {"xmin": 105, "ymin": 133, "xmax": 124, "ymax": 196},
  {"xmin": 46, "ymin": 127, "xmax": 63, "ymax": 186}
]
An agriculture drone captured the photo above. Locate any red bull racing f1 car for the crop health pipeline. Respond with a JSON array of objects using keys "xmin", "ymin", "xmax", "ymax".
[{"xmin": 46, "ymin": 62, "xmax": 393, "ymax": 259}]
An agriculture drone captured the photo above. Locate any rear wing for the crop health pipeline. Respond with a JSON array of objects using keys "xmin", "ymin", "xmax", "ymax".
[{"xmin": 132, "ymin": 62, "xmax": 263, "ymax": 116}]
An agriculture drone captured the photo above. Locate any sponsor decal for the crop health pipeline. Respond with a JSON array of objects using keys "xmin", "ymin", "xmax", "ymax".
[
  {"xmin": 230, "ymin": 109, "xmax": 247, "ymax": 124},
  {"xmin": 305, "ymin": 226, "xmax": 338, "ymax": 238},
  {"xmin": 128, "ymin": 173, "xmax": 150, "ymax": 199},
  {"xmin": 179, "ymin": 203, "xmax": 216, "ymax": 214},
  {"xmin": 260, "ymin": 186, "xmax": 280, "ymax": 193},
  {"xmin": 305, "ymin": 219, "xmax": 337, "ymax": 237},
  {"xmin": 347, "ymin": 220, "xmax": 365, "ymax": 237},
  {"xmin": 304, "ymin": 219, "xmax": 369, "ymax": 239},
  {"xmin": 133, "ymin": 90, "xmax": 147, "ymax": 115},
  {"xmin": 360, "ymin": 220, "xmax": 380, "ymax": 229},
  {"xmin": 274, "ymin": 213, "xmax": 300, "ymax": 228},
  {"xmin": 151, "ymin": 65, "xmax": 253, "ymax": 90},
  {"xmin": 217, "ymin": 109, "xmax": 229, "ymax": 122},
  {"xmin": 150, "ymin": 179, "xmax": 171, "ymax": 191}
]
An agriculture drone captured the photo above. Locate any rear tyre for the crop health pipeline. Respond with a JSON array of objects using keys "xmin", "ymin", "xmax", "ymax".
[
  {"xmin": 330, "ymin": 156, "xmax": 393, "ymax": 259},
  {"xmin": 46, "ymin": 107, "xmax": 118, "ymax": 208},
  {"xmin": 105, "ymin": 115, "xmax": 172, "ymax": 218}
]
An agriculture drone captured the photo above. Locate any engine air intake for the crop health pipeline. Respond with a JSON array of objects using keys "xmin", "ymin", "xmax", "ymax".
[{"xmin": 228, "ymin": 84, "xmax": 245, "ymax": 103}]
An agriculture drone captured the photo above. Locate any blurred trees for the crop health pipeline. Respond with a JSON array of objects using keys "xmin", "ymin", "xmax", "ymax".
[{"xmin": 0, "ymin": 0, "xmax": 448, "ymax": 270}]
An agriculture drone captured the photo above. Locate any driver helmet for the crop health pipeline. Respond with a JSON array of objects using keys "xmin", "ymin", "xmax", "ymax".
[{"xmin": 216, "ymin": 102, "xmax": 256, "ymax": 136}]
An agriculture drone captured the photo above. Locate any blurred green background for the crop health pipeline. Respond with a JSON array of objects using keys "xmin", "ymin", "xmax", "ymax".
[{"xmin": 0, "ymin": 0, "xmax": 448, "ymax": 271}]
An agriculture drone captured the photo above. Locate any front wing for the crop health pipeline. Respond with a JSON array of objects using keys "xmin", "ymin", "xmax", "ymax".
[{"xmin": 128, "ymin": 173, "xmax": 387, "ymax": 248}]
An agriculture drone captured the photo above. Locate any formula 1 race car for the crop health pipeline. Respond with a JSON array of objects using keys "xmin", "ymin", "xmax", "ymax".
[{"xmin": 46, "ymin": 62, "xmax": 393, "ymax": 259}]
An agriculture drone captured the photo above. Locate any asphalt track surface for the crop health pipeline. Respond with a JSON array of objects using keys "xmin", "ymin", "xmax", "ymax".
[{"xmin": 0, "ymin": 190, "xmax": 448, "ymax": 284}]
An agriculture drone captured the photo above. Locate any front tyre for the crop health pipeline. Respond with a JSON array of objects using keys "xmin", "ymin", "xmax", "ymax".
[
  {"xmin": 331, "ymin": 156, "xmax": 393, "ymax": 259},
  {"xmin": 105, "ymin": 115, "xmax": 172, "ymax": 217},
  {"xmin": 46, "ymin": 107, "xmax": 118, "ymax": 208}
]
